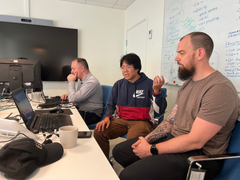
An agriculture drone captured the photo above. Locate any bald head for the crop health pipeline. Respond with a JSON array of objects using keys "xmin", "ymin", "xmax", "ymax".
[{"xmin": 180, "ymin": 32, "xmax": 214, "ymax": 59}]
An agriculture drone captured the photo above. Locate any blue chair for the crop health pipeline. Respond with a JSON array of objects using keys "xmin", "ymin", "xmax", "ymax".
[
  {"xmin": 186, "ymin": 120, "xmax": 240, "ymax": 180},
  {"xmin": 154, "ymin": 87, "xmax": 167, "ymax": 124},
  {"xmin": 88, "ymin": 85, "xmax": 112, "ymax": 129}
]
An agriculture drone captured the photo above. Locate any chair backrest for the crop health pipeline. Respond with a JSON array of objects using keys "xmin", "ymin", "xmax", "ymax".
[
  {"xmin": 101, "ymin": 85, "xmax": 113, "ymax": 120},
  {"xmin": 154, "ymin": 88, "xmax": 167, "ymax": 124},
  {"xmin": 87, "ymin": 85, "xmax": 112, "ymax": 129},
  {"xmin": 213, "ymin": 120, "xmax": 240, "ymax": 180}
]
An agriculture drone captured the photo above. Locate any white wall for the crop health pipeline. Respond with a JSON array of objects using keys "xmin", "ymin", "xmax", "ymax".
[
  {"xmin": 0, "ymin": 0, "xmax": 125, "ymax": 96},
  {"xmin": 125, "ymin": 0, "xmax": 180, "ymax": 117},
  {"xmin": 0, "ymin": 0, "xmax": 180, "ymax": 116}
]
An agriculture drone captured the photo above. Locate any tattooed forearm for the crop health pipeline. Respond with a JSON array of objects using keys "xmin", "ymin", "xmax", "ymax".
[
  {"xmin": 165, "ymin": 105, "xmax": 177, "ymax": 125},
  {"xmin": 147, "ymin": 121, "xmax": 169, "ymax": 143},
  {"xmin": 146, "ymin": 105, "xmax": 178, "ymax": 143}
]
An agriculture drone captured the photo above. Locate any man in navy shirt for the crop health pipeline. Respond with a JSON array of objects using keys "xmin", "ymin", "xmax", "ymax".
[{"xmin": 94, "ymin": 53, "xmax": 167, "ymax": 158}]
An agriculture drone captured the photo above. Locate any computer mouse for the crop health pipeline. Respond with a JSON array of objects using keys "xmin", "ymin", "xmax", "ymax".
[{"xmin": 49, "ymin": 108, "xmax": 64, "ymax": 113}]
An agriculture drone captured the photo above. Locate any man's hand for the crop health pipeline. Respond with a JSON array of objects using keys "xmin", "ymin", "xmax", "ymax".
[
  {"xmin": 132, "ymin": 136, "xmax": 152, "ymax": 159},
  {"xmin": 95, "ymin": 117, "xmax": 111, "ymax": 132},
  {"xmin": 153, "ymin": 75, "xmax": 165, "ymax": 94},
  {"xmin": 67, "ymin": 73, "xmax": 77, "ymax": 82},
  {"xmin": 61, "ymin": 94, "xmax": 68, "ymax": 100}
]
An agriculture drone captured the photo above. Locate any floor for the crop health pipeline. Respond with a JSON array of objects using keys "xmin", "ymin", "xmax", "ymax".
[
  {"xmin": 109, "ymin": 137, "xmax": 125, "ymax": 176},
  {"xmin": 91, "ymin": 130, "xmax": 125, "ymax": 176}
]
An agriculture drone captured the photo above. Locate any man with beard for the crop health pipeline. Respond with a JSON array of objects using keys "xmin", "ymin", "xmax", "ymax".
[{"xmin": 112, "ymin": 32, "xmax": 239, "ymax": 180}]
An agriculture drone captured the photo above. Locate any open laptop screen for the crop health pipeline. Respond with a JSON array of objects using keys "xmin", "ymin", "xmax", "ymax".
[{"xmin": 11, "ymin": 88, "xmax": 34, "ymax": 124}]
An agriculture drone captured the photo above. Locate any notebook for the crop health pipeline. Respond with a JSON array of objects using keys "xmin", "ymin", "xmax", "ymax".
[{"xmin": 11, "ymin": 88, "xmax": 73, "ymax": 134}]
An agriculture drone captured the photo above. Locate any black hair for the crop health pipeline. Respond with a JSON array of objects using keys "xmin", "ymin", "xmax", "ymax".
[
  {"xmin": 120, "ymin": 53, "xmax": 141, "ymax": 74},
  {"xmin": 75, "ymin": 58, "xmax": 89, "ymax": 70}
]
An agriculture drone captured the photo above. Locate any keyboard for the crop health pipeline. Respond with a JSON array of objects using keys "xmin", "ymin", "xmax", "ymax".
[
  {"xmin": 45, "ymin": 97, "xmax": 62, "ymax": 104},
  {"xmin": 34, "ymin": 115, "xmax": 59, "ymax": 133}
]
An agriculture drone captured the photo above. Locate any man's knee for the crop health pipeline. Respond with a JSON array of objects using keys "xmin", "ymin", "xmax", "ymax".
[
  {"xmin": 94, "ymin": 128, "xmax": 110, "ymax": 141},
  {"xmin": 112, "ymin": 142, "xmax": 129, "ymax": 167},
  {"xmin": 119, "ymin": 168, "xmax": 142, "ymax": 180},
  {"xmin": 93, "ymin": 129, "xmax": 102, "ymax": 140},
  {"xmin": 112, "ymin": 141, "xmax": 122, "ymax": 157},
  {"xmin": 127, "ymin": 124, "xmax": 151, "ymax": 139},
  {"xmin": 119, "ymin": 170, "xmax": 132, "ymax": 180}
]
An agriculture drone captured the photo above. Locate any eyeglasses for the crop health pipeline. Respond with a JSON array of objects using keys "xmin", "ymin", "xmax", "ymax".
[{"xmin": 120, "ymin": 65, "xmax": 133, "ymax": 70}]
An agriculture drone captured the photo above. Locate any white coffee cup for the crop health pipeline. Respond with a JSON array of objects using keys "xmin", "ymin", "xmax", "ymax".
[{"xmin": 59, "ymin": 126, "xmax": 78, "ymax": 149}]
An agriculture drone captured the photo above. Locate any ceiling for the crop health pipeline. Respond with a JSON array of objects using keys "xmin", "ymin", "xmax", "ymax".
[{"xmin": 61, "ymin": 0, "xmax": 136, "ymax": 10}]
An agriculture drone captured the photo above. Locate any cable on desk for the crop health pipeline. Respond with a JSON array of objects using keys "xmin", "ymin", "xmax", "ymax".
[
  {"xmin": 0, "ymin": 96, "xmax": 10, "ymax": 102},
  {"xmin": 42, "ymin": 134, "xmax": 53, "ymax": 144},
  {"xmin": 4, "ymin": 113, "xmax": 21, "ymax": 121},
  {"xmin": 0, "ymin": 132, "xmax": 30, "ymax": 143},
  {"xmin": 0, "ymin": 102, "xmax": 15, "ymax": 111},
  {"xmin": 60, "ymin": 102, "xmax": 77, "ymax": 109},
  {"xmin": 0, "ymin": 98, "xmax": 9, "ymax": 103},
  {"xmin": 0, "ymin": 90, "xmax": 15, "ymax": 111},
  {"xmin": 0, "ymin": 131, "xmax": 45, "ymax": 144},
  {"xmin": 0, "ymin": 89, "xmax": 11, "ymax": 101}
]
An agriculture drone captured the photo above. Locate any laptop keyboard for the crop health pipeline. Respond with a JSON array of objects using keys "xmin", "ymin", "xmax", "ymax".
[
  {"xmin": 46, "ymin": 98, "xmax": 62, "ymax": 104},
  {"xmin": 34, "ymin": 115, "xmax": 59, "ymax": 133}
]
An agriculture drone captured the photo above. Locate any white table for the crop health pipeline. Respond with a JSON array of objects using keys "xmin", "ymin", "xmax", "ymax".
[{"xmin": 0, "ymin": 101, "xmax": 119, "ymax": 180}]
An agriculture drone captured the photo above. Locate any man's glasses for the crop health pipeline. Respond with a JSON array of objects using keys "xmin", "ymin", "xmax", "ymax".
[{"xmin": 120, "ymin": 65, "xmax": 133, "ymax": 70}]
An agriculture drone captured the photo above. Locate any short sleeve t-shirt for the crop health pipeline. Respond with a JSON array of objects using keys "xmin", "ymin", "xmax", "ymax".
[{"xmin": 171, "ymin": 71, "xmax": 239, "ymax": 155}]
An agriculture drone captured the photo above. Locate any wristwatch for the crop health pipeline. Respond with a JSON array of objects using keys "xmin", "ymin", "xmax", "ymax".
[{"xmin": 150, "ymin": 144, "xmax": 158, "ymax": 155}]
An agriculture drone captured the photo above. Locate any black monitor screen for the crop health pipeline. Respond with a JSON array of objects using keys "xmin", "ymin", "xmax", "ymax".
[
  {"xmin": 0, "ymin": 21, "xmax": 78, "ymax": 81},
  {"xmin": 0, "ymin": 58, "xmax": 41, "ymax": 92}
]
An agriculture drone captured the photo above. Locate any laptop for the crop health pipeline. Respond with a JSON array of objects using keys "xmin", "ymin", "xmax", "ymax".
[
  {"xmin": 32, "ymin": 91, "xmax": 69, "ymax": 108},
  {"xmin": 11, "ymin": 88, "xmax": 73, "ymax": 134},
  {"xmin": 40, "ymin": 91, "xmax": 68, "ymax": 105}
]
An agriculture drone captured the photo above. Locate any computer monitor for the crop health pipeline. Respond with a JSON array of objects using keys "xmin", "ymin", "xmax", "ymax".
[
  {"xmin": 0, "ymin": 21, "xmax": 78, "ymax": 81},
  {"xmin": 0, "ymin": 58, "xmax": 41, "ymax": 92}
]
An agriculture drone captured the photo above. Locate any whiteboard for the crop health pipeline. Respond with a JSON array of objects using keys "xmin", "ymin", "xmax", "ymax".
[{"xmin": 161, "ymin": 0, "xmax": 240, "ymax": 92}]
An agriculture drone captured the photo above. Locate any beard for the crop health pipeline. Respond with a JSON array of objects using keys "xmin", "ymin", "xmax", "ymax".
[{"xmin": 178, "ymin": 65, "xmax": 195, "ymax": 81}]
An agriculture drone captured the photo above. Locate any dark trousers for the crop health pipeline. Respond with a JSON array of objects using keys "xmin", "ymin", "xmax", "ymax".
[
  {"xmin": 78, "ymin": 110, "xmax": 101, "ymax": 125},
  {"xmin": 113, "ymin": 133, "xmax": 223, "ymax": 180}
]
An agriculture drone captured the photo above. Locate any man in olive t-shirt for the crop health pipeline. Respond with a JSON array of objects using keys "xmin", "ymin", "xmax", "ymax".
[{"xmin": 112, "ymin": 32, "xmax": 239, "ymax": 180}]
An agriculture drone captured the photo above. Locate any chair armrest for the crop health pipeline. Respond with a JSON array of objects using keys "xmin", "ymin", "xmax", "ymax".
[
  {"xmin": 154, "ymin": 111, "xmax": 167, "ymax": 119},
  {"xmin": 186, "ymin": 153, "xmax": 240, "ymax": 180},
  {"xmin": 188, "ymin": 153, "xmax": 240, "ymax": 163},
  {"xmin": 154, "ymin": 111, "xmax": 167, "ymax": 120}
]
